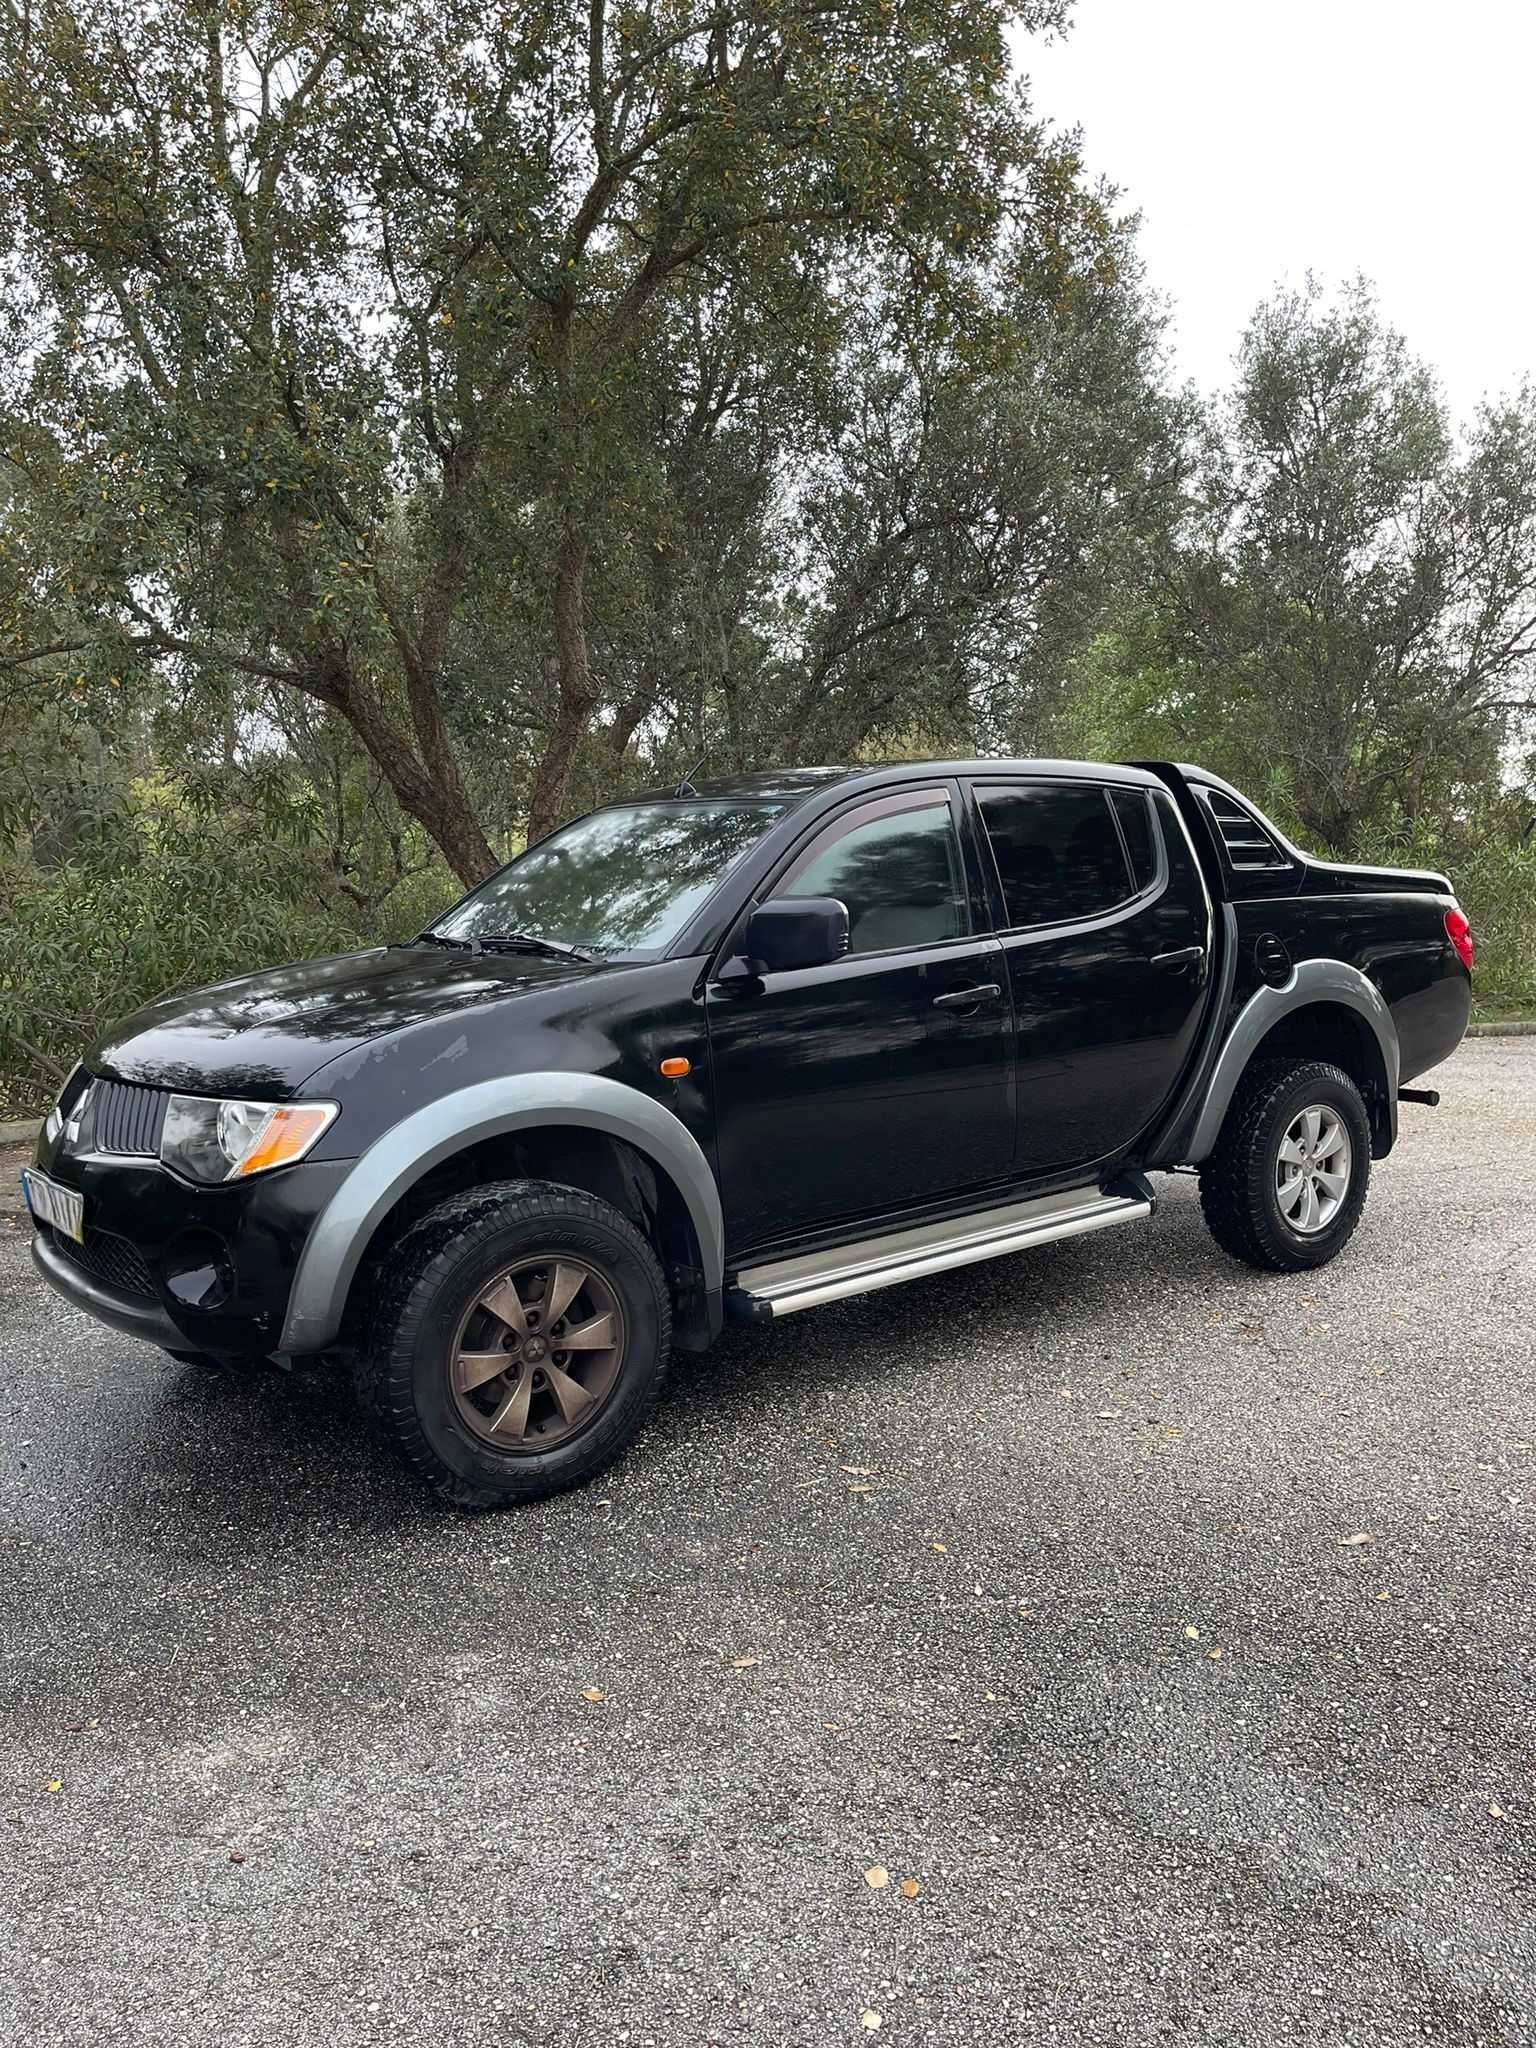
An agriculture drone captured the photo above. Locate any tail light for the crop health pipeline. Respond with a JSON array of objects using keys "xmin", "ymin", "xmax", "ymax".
[{"xmin": 1444, "ymin": 907, "xmax": 1474, "ymax": 971}]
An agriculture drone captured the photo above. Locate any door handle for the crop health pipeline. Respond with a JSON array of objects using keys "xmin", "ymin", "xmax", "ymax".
[
  {"xmin": 932, "ymin": 982, "xmax": 1003, "ymax": 1010},
  {"xmin": 1150, "ymin": 945, "xmax": 1205, "ymax": 971}
]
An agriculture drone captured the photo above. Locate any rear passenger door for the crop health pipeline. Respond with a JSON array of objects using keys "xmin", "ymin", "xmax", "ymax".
[{"xmin": 967, "ymin": 777, "xmax": 1211, "ymax": 1177}]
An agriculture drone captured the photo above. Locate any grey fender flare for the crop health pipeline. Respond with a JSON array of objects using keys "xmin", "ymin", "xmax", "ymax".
[
  {"xmin": 1183, "ymin": 958, "xmax": 1400, "ymax": 1164},
  {"xmin": 279, "ymin": 1073, "xmax": 724, "ymax": 1354}
]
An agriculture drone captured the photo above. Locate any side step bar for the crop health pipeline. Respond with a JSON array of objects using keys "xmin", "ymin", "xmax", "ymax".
[{"xmin": 727, "ymin": 1183, "xmax": 1153, "ymax": 1322}]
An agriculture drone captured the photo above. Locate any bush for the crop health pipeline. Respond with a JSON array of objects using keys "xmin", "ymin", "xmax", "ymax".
[
  {"xmin": 1349, "ymin": 810, "xmax": 1536, "ymax": 1018},
  {"xmin": 0, "ymin": 774, "xmax": 453, "ymax": 1113}
]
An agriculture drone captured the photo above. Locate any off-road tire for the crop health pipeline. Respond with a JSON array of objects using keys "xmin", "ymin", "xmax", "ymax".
[
  {"xmin": 356, "ymin": 1179, "xmax": 671, "ymax": 1509},
  {"xmin": 1198, "ymin": 1057, "xmax": 1371, "ymax": 1273}
]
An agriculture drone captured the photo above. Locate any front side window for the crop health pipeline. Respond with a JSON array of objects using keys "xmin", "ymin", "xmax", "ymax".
[
  {"xmin": 977, "ymin": 784, "xmax": 1134, "ymax": 927},
  {"xmin": 778, "ymin": 798, "xmax": 967, "ymax": 956},
  {"xmin": 432, "ymin": 800, "xmax": 787, "ymax": 956}
]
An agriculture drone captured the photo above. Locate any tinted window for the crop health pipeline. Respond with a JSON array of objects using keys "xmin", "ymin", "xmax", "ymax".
[
  {"xmin": 433, "ymin": 800, "xmax": 785, "ymax": 954},
  {"xmin": 1111, "ymin": 788, "xmax": 1158, "ymax": 891},
  {"xmin": 780, "ymin": 801, "xmax": 966, "ymax": 955},
  {"xmin": 1201, "ymin": 789, "xmax": 1291, "ymax": 872},
  {"xmin": 978, "ymin": 785, "xmax": 1132, "ymax": 926}
]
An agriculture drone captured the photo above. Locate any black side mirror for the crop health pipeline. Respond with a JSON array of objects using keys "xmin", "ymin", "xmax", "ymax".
[{"xmin": 737, "ymin": 897, "xmax": 850, "ymax": 975}]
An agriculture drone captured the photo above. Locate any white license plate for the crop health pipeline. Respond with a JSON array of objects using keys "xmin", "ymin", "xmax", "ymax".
[{"xmin": 21, "ymin": 1167, "xmax": 85, "ymax": 1244}]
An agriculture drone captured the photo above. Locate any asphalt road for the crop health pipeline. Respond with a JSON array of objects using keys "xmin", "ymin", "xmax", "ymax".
[{"xmin": 1, "ymin": 1042, "xmax": 1533, "ymax": 2048}]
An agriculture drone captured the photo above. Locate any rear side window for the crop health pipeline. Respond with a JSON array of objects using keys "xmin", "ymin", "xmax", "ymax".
[
  {"xmin": 1199, "ymin": 789, "xmax": 1292, "ymax": 873},
  {"xmin": 779, "ymin": 798, "xmax": 967, "ymax": 955},
  {"xmin": 1110, "ymin": 788, "xmax": 1158, "ymax": 892},
  {"xmin": 977, "ymin": 784, "xmax": 1133, "ymax": 927}
]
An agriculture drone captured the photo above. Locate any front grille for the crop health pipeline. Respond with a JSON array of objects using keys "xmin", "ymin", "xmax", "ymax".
[
  {"xmin": 47, "ymin": 1222, "xmax": 157, "ymax": 1300},
  {"xmin": 92, "ymin": 1079, "xmax": 168, "ymax": 1156}
]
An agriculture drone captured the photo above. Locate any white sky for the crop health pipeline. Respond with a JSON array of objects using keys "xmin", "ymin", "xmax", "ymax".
[{"xmin": 1021, "ymin": 0, "xmax": 1536, "ymax": 426}]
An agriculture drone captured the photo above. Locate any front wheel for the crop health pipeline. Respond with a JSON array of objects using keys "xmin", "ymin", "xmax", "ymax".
[
  {"xmin": 1198, "ymin": 1057, "xmax": 1372, "ymax": 1273},
  {"xmin": 357, "ymin": 1180, "xmax": 672, "ymax": 1509}
]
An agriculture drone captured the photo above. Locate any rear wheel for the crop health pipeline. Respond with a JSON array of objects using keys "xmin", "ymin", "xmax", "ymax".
[
  {"xmin": 357, "ymin": 1180, "xmax": 671, "ymax": 1509},
  {"xmin": 1198, "ymin": 1057, "xmax": 1371, "ymax": 1272}
]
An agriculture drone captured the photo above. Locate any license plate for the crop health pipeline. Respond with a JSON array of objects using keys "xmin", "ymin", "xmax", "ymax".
[{"xmin": 21, "ymin": 1167, "xmax": 84, "ymax": 1244}]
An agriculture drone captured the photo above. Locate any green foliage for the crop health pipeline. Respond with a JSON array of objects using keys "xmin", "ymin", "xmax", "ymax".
[
  {"xmin": 1086, "ymin": 280, "xmax": 1536, "ymax": 855},
  {"xmin": 1348, "ymin": 804, "xmax": 1536, "ymax": 1018},
  {"xmin": 0, "ymin": 22, "xmax": 1532, "ymax": 1087},
  {"xmin": 0, "ymin": 765, "xmax": 453, "ymax": 1112},
  {"xmin": 0, "ymin": 0, "xmax": 1108, "ymax": 873}
]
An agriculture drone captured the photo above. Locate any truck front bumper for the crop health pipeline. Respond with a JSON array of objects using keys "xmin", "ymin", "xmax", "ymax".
[{"xmin": 24, "ymin": 1146, "xmax": 355, "ymax": 1359}]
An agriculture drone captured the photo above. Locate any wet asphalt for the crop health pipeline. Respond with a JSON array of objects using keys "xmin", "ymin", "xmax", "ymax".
[{"xmin": 0, "ymin": 1041, "xmax": 1533, "ymax": 2048}]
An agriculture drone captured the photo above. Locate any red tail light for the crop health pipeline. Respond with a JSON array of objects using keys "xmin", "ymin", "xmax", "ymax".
[{"xmin": 1444, "ymin": 907, "xmax": 1474, "ymax": 971}]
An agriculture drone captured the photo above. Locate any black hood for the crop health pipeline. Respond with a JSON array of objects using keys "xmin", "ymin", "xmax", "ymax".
[{"xmin": 85, "ymin": 945, "xmax": 604, "ymax": 1099}]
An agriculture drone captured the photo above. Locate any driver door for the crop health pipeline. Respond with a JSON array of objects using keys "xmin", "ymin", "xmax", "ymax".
[{"xmin": 705, "ymin": 785, "xmax": 1015, "ymax": 1255}]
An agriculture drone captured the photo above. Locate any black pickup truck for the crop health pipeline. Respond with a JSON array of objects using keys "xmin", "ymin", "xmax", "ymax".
[{"xmin": 25, "ymin": 759, "xmax": 1472, "ymax": 1507}]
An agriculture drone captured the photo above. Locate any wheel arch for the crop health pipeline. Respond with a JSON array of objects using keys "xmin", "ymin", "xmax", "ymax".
[
  {"xmin": 1183, "ymin": 961, "xmax": 1400, "ymax": 1165},
  {"xmin": 279, "ymin": 1074, "xmax": 724, "ymax": 1355}
]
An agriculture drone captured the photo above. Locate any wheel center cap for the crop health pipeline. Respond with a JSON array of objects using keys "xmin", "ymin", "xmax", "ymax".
[{"xmin": 525, "ymin": 1336, "xmax": 548, "ymax": 1363}]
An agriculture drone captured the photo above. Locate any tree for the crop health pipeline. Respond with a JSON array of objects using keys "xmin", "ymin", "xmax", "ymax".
[
  {"xmin": 762, "ymin": 231, "xmax": 1185, "ymax": 765},
  {"xmin": 0, "ymin": 0, "xmax": 1101, "ymax": 882},
  {"xmin": 1106, "ymin": 280, "xmax": 1536, "ymax": 852}
]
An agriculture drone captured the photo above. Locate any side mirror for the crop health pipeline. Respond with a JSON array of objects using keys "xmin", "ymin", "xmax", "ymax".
[{"xmin": 737, "ymin": 897, "xmax": 850, "ymax": 975}]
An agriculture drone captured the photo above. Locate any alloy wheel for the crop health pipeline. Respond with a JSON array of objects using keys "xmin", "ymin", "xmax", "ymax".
[
  {"xmin": 1275, "ymin": 1104, "xmax": 1352, "ymax": 1235},
  {"xmin": 447, "ymin": 1254, "xmax": 627, "ymax": 1451}
]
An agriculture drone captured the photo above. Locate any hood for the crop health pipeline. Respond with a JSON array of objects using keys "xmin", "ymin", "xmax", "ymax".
[{"xmin": 85, "ymin": 945, "xmax": 604, "ymax": 1099}]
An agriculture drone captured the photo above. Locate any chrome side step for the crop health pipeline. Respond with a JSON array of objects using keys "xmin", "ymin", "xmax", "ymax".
[{"xmin": 728, "ymin": 1184, "xmax": 1152, "ymax": 1321}]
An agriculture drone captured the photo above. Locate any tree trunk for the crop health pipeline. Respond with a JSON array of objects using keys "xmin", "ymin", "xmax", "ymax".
[
  {"xmin": 1295, "ymin": 802, "xmax": 1360, "ymax": 859},
  {"xmin": 317, "ymin": 656, "xmax": 498, "ymax": 888},
  {"xmin": 526, "ymin": 528, "xmax": 599, "ymax": 845}
]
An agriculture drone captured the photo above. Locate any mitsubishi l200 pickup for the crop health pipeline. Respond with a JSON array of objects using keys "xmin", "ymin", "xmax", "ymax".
[{"xmin": 25, "ymin": 759, "xmax": 1471, "ymax": 1507}]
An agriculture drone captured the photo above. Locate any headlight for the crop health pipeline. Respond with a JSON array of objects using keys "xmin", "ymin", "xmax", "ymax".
[
  {"xmin": 160, "ymin": 1095, "xmax": 339, "ymax": 1184},
  {"xmin": 43, "ymin": 1062, "xmax": 84, "ymax": 1144}
]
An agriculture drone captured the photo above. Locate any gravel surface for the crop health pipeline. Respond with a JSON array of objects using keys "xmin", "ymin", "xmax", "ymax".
[{"xmin": 1, "ymin": 1041, "xmax": 1533, "ymax": 2047}]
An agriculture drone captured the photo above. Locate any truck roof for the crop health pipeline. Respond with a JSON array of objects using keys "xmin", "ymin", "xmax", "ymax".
[{"xmin": 627, "ymin": 758, "xmax": 1167, "ymax": 805}]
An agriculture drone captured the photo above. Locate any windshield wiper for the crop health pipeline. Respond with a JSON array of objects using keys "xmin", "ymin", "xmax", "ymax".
[
  {"xmin": 411, "ymin": 931, "xmax": 475, "ymax": 951},
  {"xmin": 473, "ymin": 930, "xmax": 599, "ymax": 962}
]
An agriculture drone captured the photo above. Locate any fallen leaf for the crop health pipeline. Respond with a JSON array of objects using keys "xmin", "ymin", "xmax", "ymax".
[
  {"xmin": 730, "ymin": 1656, "xmax": 760, "ymax": 1670},
  {"xmin": 860, "ymin": 2012, "xmax": 882, "ymax": 2034},
  {"xmin": 1375, "ymin": 1591, "xmax": 1392, "ymax": 1602},
  {"xmin": 45, "ymin": 1780, "xmax": 61, "ymax": 1795},
  {"xmin": 1489, "ymin": 1803, "xmax": 1506, "ymax": 1819},
  {"xmin": 847, "ymin": 1483, "xmax": 877, "ymax": 1495},
  {"xmin": 580, "ymin": 1687, "xmax": 606, "ymax": 1704},
  {"xmin": 929, "ymin": 1542, "xmax": 948, "ymax": 1554},
  {"xmin": 899, "ymin": 1877, "xmax": 922, "ymax": 1899},
  {"xmin": 1206, "ymin": 1647, "xmax": 1223, "ymax": 1661},
  {"xmin": 1183, "ymin": 1625, "xmax": 1201, "ymax": 1641},
  {"xmin": 841, "ymin": 1465, "xmax": 878, "ymax": 1476},
  {"xmin": 1339, "ymin": 1533, "xmax": 1375, "ymax": 1547},
  {"xmin": 1096, "ymin": 1409, "xmax": 1122, "ymax": 1420},
  {"xmin": 863, "ymin": 1864, "xmax": 890, "ymax": 1889},
  {"xmin": 229, "ymin": 1850, "xmax": 246, "ymax": 1865}
]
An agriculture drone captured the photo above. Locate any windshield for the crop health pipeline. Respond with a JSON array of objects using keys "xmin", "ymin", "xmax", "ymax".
[{"xmin": 429, "ymin": 800, "xmax": 788, "ymax": 956}]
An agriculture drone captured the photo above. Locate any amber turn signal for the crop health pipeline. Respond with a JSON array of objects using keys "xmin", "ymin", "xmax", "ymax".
[{"xmin": 658, "ymin": 1056, "xmax": 691, "ymax": 1079}]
